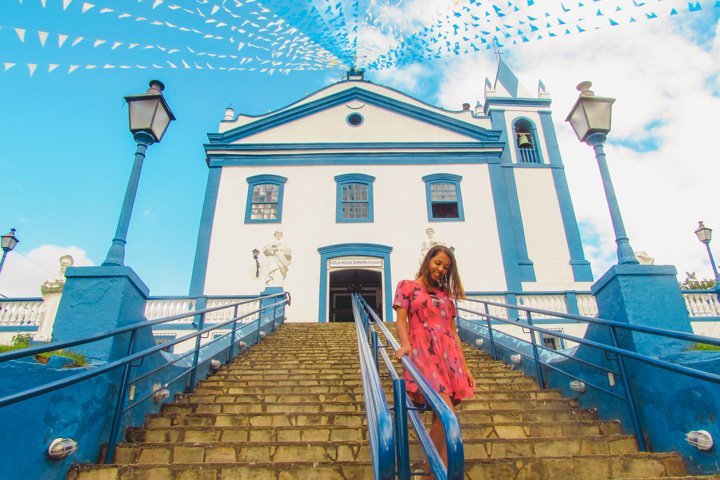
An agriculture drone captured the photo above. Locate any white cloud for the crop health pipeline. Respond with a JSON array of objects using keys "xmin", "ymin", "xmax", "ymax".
[
  {"xmin": 377, "ymin": 13, "xmax": 720, "ymax": 283},
  {"xmin": 373, "ymin": 63, "xmax": 431, "ymax": 94},
  {"xmin": 0, "ymin": 245, "xmax": 95, "ymax": 298}
]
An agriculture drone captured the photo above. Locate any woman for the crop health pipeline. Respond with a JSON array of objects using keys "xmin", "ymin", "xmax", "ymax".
[{"xmin": 393, "ymin": 244, "xmax": 475, "ymax": 467}]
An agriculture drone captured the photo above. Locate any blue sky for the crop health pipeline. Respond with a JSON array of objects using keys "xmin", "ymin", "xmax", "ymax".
[{"xmin": 1, "ymin": 0, "xmax": 719, "ymax": 297}]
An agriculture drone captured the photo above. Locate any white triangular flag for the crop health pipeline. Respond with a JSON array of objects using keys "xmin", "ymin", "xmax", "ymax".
[
  {"xmin": 14, "ymin": 28, "xmax": 26, "ymax": 43},
  {"xmin": 167, "ymin": 60, "xmax": 177, "ymax": 68},
  {"xmin": 103, "ymin": 64, "xmax": 115, "ymax": 69},
  {"xmin": 93, "ymin": 39, "xmax": 106, "ymax": 47},
  {"xmin": 68, "ymin": 65, "xmax": 79, "ymax": 73},
  {"xmin": 85, "ymin": 65, "xmax": 96, "ymax": 69},
  {"xmin": 81, "ymin": 3, "xmax": 94, "ymax": 13},
  {"xmin": 63, "ymin": 0, "xmax": 72, "ymax": 10},
  {"xmin": 4, "ymin": 62, "xmax": 16, "ymax": 71},
  {"xmin": 112, "ymin": 41, "xmax": 122, "ymax": 49},
  {"xmin": 129, "ymin": 43, "xmax": 139, "ymax": 49},
  {"xmin": 48, "ymin": 64, "xmax": 59, "ymax": 73},
  {"xmin": 72, "ymin": 36, "xmax": 84, "ymax": 46},
  {"xmin": 211, "ymin": 5, "xmax": 220, "ymax": 15},
  {"xmin": 38, "ymin": 31, "xmax": 49, "ymax": 46},
  {"xmin": 27, "ymin": 63, "xmax": 37, "ymax": 76},
  {"xmin": 182, "ymin": 59, "xmax": 190, "ymax": 68},
  {"xmin": 99, "ymin": 8, "xmax": 113, "ymax": 13},
  {"xmin": 152, "ymin": 0, "xmax": 164, "ymax": 8},
  {"xmin": 58, "ymin": 33, "xmax": 68, "ymax": 47},
  {"xmin": 118, "ymin": 13, "xmax": 131, "ymax": 19},
  {"xmin": 40, "ymin": 0, "xmax": 47, "ymax": 7}
]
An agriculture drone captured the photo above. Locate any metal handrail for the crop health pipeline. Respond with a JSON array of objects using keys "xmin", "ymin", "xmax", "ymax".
[
  {"xmin": 0, "ymin": 291, "xmax": 290, "ymax": 463},
  {"xmin": 352, "ymin": 297, "xmax": 395, "ymax": 480},
  {"xmin": 354, "ymin": 294, "xmax": 464, "ymax": 480},
  {"xmin": 456, "ymin": 297, "xmax": 720, "ymax": 453}
]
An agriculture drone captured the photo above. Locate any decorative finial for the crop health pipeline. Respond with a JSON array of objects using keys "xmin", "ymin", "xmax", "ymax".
[
  {"xmin": 147, "ymin": 80, "xmax": 165, "ymax": 94},
  {"xmin": 576, "ymin": 81, "xmax": 594, "ymax": 96}
]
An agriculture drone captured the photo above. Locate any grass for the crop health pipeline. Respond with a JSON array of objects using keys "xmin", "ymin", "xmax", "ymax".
[
  {"xmin": 691, "ymin": 343, "xmax": 720, "ymax": 351},
  {"xmin": 0, "ymin": 334, "xmax": 87, "ymax": 367}
]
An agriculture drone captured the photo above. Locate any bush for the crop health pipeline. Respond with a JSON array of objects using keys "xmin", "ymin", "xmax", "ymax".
[{"xmin": 0, "ymin": 334, "xmax": 86, "ymax": 367}]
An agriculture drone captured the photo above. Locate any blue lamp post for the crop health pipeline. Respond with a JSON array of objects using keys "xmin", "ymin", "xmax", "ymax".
[
  {"xmin": 694, "ymin": 221, "xmax": 720, "ymax": 290},
  {"xmin": 566, "ymin": 81, "xmax": 638, "ymax": 265},
  {"xmin": 0, "ymin": 228, "xmax": 19, "ymax": 274},
  {"xmin": 102, "ymin": 80, "xmax": 175, "ymax": 267}
]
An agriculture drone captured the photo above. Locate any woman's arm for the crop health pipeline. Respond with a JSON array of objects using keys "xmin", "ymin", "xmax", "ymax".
[
  {"xmin": 395, "ymin": 307, "xmax": 412, "ymax": 359},
  {"xmin": 450, "ymin": 316, "xmax": 475, "ymax": 387}
]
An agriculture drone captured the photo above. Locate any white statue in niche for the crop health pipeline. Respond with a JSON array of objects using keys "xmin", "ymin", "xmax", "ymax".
[
  {"xmin": 635, "ymin": 250, "xmax": 655, "ymax": 265},
  {"xmin": 263, "ymin": 230, "xmax": 292, "ymax": 287},
  {"xmin": 420, "ymin": 227, "xmax": 447, "ymax": 263}
]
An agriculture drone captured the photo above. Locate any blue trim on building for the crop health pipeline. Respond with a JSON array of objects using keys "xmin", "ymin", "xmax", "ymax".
[
  {"xmin": 334, "ymin": 173, "xmax": 375, "ymax": 223},
  {"xmin": 317, "ymin": 243, "xmax": 393, "ymax": 323},
  {"xmin": 205, "ymin": 141, "xmax": 505, "ymax": 152},
  {"xmin": 207, "ymin": 87, "xmax": 503, "ymax": 144},
  {"xmin": 189, "ymin": 167, "xmax": 222, "ymax": 296},
  {"xmin": 483, "ymin": 97, "xmax": 552, "ymax": 114},
  {"xmin": 207, "ymin": 152, "xmax": 503, "ymax": 167},
  {"xmin": 244, "ymin": 174, "xmax": 288, "ymax": 224},
  {"xmin": 421, "ymin": 173, "xmax": 465, "ymax": 222},
  {"xmin": 488, "ymin": 110, "xmax": 535, "ymax": 285},
  {"xmin": 0, "ymin": 325, "xmax": 39, "ymax": 333},
  {"xmin": 539, "ymin": 112, "xmax": 594, "ymax": 281}
]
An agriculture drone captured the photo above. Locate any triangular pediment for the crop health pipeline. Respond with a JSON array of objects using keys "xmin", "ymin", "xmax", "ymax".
[{"xmin": 208, "ymin": 83, "xmax": 502, "ymax": 147}]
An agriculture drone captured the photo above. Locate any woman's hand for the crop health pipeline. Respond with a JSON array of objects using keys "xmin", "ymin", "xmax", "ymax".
[
  {"xmin": 396, "ymin": 343, "xmax": 412, "ymax": 360},
  {"xmin": 465, "ymin": 368, "xmax": 476, "ymax": 389}
]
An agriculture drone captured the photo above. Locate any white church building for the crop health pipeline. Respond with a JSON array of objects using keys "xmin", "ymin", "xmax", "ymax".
[{"xmin": 188, "ymin": 61, "xmax": 595, "ymax": 326}]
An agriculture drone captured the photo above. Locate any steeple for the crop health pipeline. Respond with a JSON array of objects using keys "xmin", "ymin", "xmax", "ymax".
[{"xmin": 492, "ymin": 58, "xmax": 533, "ymax": 98}]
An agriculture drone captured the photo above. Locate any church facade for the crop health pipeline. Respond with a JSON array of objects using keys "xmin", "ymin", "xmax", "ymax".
[{"xmin": 189, "ymin": 62, "xmax": 594, "ymax": 324}]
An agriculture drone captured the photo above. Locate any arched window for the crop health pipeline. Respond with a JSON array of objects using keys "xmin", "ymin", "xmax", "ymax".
[
  {"xmin": 513, "ymin": 118, "xmax": 542, "ymax": 164},
  {"xmin": 245, "ymin": 174, "xmax": 287, "ymax": 223},
  {"xmin": 335, "ymin": 174, "xmax": 375, "ymax": 222},
  {"xmin": 422, "ymin": 173, "xmax": 465, "ymax": 221}
]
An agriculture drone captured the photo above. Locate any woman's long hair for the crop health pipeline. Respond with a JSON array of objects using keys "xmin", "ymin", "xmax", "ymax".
[{"xmin": 417, "ymin": 245, "xmax": 465, "ymax": 300}]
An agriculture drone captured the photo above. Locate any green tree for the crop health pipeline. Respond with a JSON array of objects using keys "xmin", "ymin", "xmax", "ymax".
[{"xmin": 679, "ymin": 272, "xmax": 717, "ymax": 290}]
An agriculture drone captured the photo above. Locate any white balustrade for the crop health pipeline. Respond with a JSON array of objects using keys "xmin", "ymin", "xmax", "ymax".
[
  {"xmin": 144, "ymin": 298, "xmax": 197, "ymax": 323},
  {"xmin": 683, "ymin": 292, "xmax": 720, "ymax": 317},
  {"xmin": 576, "ymin": 295, "xmax": 599, "ymax": 317},
  {"xmin": 459, "ymin": 295, "xmax": 509, "ymax": 320},
  {"xmin": 0, "ymin": 300, "xmax": 45, "ymax": 327},
  {"xmin": 518, "ymin": 294, "xmax": 568, "ymax": 319}
]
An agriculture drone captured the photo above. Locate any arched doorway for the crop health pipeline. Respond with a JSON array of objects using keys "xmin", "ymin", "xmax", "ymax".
[
  {"xmin": 317, "ymin": 244, "xmax": 393, "ymax": 323},
  {"xmin": 329, "ymin": 269, "xmax": 382, "ymax": 322}
]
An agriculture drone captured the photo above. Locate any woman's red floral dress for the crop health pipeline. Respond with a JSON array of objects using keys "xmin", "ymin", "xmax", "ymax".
[{"xmin": 393, "ymin": 279, "xmax": 473, "ymax": 404}]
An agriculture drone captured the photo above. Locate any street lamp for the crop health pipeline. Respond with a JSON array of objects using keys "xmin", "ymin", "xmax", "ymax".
[
  {"xmin": 0, "ymin": 228, "xmax": 19, "ymax": 274},
  {"xmin": 694, "ymin": 221, "xmax": 719, "ymax": 288},
  {"xmin": 103, "ymin": 80, "xmax": 176, "ymax": 267},
  {"xmin": 252, "ymin": 248, "xmax": 260, "ymax": 278},
  {"xmin": 566, "ymin": 81, "xmax": 638, "ymax": 265}
]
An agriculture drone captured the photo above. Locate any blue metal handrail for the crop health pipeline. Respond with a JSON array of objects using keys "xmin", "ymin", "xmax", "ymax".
[
  {"xmin": 352, "ymin": 296, "xmax": 395, "ymax": 480},
  {"xmin": 353, "ymin": 294, "xmax": 464, "ymax": 480},
  {"xmin": 0, "ymin": 291, "xmax": 290, "ymax": 463},
  {"xmin": 456, "ymin": 297, "xmax": 720, "ymax": 453}
]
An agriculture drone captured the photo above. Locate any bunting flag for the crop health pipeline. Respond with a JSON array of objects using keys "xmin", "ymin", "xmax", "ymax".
[{"xmin": 1, "ymin": 0, "xmax": 717, "ymax": 76}]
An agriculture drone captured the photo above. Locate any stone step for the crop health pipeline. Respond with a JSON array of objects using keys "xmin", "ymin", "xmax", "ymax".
[
  {"xmin": 68, "ymin": 462, "xmax": 374, "ymax": 480},
  {"xmin": 461, "ymin": 452, "xmax": 687, "ymax": 480},
  {"xmin": 161, "ymin": 401, "xmax": 364, "ymax": 415},
  {"xmin": 127, "ymin": 425, "xmax": 369, "ymax": 443},
  {"xmin": 175, "ymin": 389, "xmax": 565, "ymax": 405},
  {"xmin": 114, "ymin": 440, "xmax": 371, "ymax": 464},
  {"xmin": 145, "ymin": 412, "xmax": 368, "ymax": 428},
  {"xmin": 131, "ymin": 419, "xmax": 622, "ymax": 444}
]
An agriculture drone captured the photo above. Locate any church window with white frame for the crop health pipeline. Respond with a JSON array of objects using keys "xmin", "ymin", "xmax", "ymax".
[
  {"xmin": 335, "ymin": 173, "xmax": 375, "ymax": 222},
  {"xmin": 245, "ymin": 174, "xmax": 287, "ymax": 223},
  {"xmin": 422, "ymin": 173, "xmax": 465, "ymax": 221}
]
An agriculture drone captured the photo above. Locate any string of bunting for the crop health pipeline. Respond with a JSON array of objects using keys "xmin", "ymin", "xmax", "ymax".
[{"xmin": 3, "ymin": 0, "xmax": 717, "ymax": 76}]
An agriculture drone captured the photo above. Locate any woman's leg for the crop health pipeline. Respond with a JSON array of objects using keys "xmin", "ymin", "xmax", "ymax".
[{"xmin": 428, "ymin": 393, "xmax": 455, "ymax": 467}]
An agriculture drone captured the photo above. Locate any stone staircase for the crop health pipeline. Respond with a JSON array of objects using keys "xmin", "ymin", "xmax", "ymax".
[{"xmin": 67, "ymin": 321, "xmax": 716, "ymax": 480}]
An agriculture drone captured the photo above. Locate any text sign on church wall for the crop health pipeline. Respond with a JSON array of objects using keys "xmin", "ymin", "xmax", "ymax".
[{"xmin": 328, "ymin": 257, "xmax": 383, "ymax": 269}]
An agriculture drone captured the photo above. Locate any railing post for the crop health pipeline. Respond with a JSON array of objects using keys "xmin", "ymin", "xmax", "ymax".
[
  {"xmin": 484, "ymin": 303, "xmax": 497, "ymax": 360},
  {"xmin": 371, "ymin": 330, "xmax": 380, "ymax": 373},
  {"xmin": 608, "ymin": 325, "xmax": 647, "ymax": 452},
  {"xmin": 526, "ymin": 311, "xmax": 545, "ymax": 389},
  {"xmin": 105, "ymin": 329, "xmax": 137, "ymax": 463},
  {"xmin": 188, "ymin": 310, "xmax": 206, "ymax": 392},
  {"xmin": 272, "ymin": 300, "xmax": 279, "ymax": 332},
  {"xmin": 393, "ymin": 378, "xmax": 411, "ymax": 480},
  {"xmin": 256, "ymin": 307, "xmax": 263, "ymax": 345},
  {"xmin": 227, "ymin": 304, "xmax": 239, "ymax": 364}
]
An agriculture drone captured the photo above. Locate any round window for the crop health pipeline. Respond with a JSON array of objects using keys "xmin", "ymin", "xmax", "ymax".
[{"xmin": 346, "ymin": 113, "xmax": 364, "ymax": 126}]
